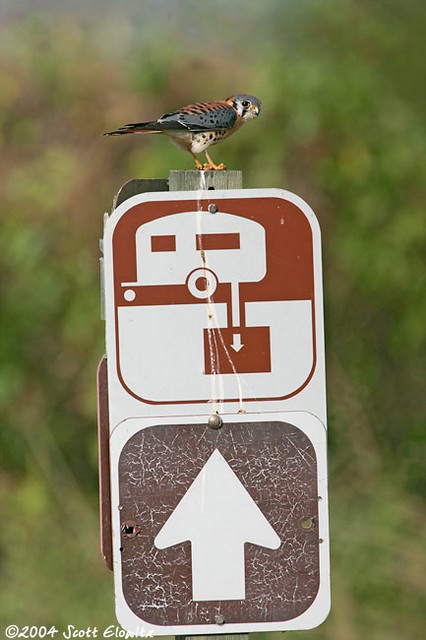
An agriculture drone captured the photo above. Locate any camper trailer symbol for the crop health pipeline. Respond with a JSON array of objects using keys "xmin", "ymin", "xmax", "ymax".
[
  {"xmin": 114, "ymin": 206, "xmax": 315, "ymax": 405},
  {"xmin": 121, "ymin": 212, "xmax": 266, "ymax": 326}
]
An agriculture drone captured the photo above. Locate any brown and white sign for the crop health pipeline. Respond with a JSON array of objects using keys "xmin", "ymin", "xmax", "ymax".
[
  {"xmin": 102, "ymin": 188, "xmax": 330, "ymax": 635},
  {"xmin": 110, "ymin": 412, "xmax": 330, "ymax": 635},
  {"xmin": 103, "ymin": 189, "xmax": 326, "ymax": 426}
]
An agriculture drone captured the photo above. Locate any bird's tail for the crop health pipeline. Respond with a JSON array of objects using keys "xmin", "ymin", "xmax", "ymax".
[
  {"xmin": 103, "ymin": 122, "xmax": 159, "ymax": 136},
  {"xmin": 103, "ymin": 121, "xmax": 179, "ymax": 136}
]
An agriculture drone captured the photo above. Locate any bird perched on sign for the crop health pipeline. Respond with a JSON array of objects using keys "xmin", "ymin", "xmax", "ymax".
[{"xmin": 103, "ymin": 94, "xmax": 261, "ymax": 171}]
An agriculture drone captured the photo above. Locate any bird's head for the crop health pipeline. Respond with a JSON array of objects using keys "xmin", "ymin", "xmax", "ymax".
[{"xmin": 226, "ymin": 94, "xmax": 262, "ymax": 121}]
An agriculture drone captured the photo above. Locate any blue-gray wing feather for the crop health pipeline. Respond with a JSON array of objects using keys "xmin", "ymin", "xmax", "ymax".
[{"xmin": 159, "ymin": 103, "xmax": 237, "ymax": 131}]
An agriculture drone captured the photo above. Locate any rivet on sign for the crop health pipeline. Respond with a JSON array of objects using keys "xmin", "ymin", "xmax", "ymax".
[
  {"xmin": 208, "ymin": 203, "xmax": 218, "ymax": 214},
  {"xmin": 208, "ymin": 413, "xmax": 223, "ymax": 429},
  {"xmin": 214, "ymin": 614, "xmax": 225, "ymax": 625}
]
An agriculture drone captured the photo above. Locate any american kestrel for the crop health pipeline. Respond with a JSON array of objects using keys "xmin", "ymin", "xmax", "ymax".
[{"xmin": 103, "ymin": 94, "xmax": 261, "ymax": 170}]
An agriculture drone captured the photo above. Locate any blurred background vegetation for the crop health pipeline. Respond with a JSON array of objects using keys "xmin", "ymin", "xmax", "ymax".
[{"xmin": 0, "ymin": 0, "xmax": 425, "ymax": 638}]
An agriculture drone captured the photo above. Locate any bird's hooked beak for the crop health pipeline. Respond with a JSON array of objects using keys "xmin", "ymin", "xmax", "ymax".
[{"xmin": 249, "ymin": 104, "xmax": 260, "ymax": 117}]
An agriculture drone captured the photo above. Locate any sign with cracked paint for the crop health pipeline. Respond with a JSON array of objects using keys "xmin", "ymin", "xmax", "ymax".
[
  {"xmin": 101, "ymin": 188, "xmax": 330, "ymax": 635},
  {"xmin": 111, "ymin": 412, "xmax": 330, "ymax": 635}
]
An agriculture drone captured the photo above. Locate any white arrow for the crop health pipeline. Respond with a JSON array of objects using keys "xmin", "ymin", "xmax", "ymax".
[
  {"xmin": 154, "ymin": 449, "xmax": 280, "ymax": 601},
  {"xmin": 230, "ymin": 333, "xmax": 244, "ymax": 352}
]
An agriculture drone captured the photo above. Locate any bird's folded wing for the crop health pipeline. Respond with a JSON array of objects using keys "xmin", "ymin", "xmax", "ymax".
[
  {"xmin": 159, "ymin": 103, "xmax": 237, "ymax": 131},
  {"xmin": 103, "ymin": 102, "xmax": 237, "ymax": 136}
]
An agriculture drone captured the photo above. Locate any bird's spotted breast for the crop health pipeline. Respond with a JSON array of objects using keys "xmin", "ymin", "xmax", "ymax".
[{"xmin": 190, "ymin": 129, "xmax": 231, "ymax": 154}]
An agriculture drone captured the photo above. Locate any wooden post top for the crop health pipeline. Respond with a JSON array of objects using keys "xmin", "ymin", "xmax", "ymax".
[
  {"xmin": 168, "ymin": 170, "xmax": 242, "ymax": 191},
  {"xmin": 113, "ymin": 170, "xmax": 243, "ymax": 208}
]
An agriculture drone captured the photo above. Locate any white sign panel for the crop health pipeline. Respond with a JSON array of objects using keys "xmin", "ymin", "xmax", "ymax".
[
  {"xmin": 103, "ymin": 188, "xmax": 326, "ymax": 425},
  {"xmin": 110, "ymin": 412, "xmax": 330, "ymax": 635}
]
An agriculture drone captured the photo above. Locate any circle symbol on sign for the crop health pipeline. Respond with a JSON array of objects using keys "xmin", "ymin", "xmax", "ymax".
[
  {"xmin": 187, "ymin": 268, "xmax": 218, "ymax": 299},
  {"xmin": 124, "ymin": 289, "xmax": 136, "ymax": 302}
]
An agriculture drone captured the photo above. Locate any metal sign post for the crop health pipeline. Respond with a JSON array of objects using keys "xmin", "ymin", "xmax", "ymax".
[{"xmin": 98, "ymin": 171, "xmax": 330, "ymax": 637}]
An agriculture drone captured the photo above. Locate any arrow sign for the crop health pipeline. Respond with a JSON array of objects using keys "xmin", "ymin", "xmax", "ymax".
[
  {"xmin": 231, "ymin": 333, "xmax": 244, "ymax": 352},
  {"xmin": 154, "ymin": 449, "xmax": 281, "ymax": 601}
]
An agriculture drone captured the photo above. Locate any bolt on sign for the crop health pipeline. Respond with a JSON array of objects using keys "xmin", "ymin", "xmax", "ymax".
[{"xmin": 101, "ymin": 188, "xmax": 330, "ymax": 635}]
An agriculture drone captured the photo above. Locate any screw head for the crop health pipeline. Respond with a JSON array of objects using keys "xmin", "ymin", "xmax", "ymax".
[
  {"xmin": 208, "ymin": 413, "xmax": 223, "ymax": 429},
  {"xmin": 215, "ymin": 614, "xmax": 225, "ymax": 625},
  {"xmin": 208, "ymin": 203, "xmax": 218, "ymax": 214}
]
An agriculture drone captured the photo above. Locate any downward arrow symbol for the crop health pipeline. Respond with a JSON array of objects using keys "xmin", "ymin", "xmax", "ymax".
[
  {"xmin": 231, "ymin": 333, "xmax": 244, "ymax": 352},
  {"xmin": 154, "ymin": 449, "xmax": 280, "ymax": 601}
]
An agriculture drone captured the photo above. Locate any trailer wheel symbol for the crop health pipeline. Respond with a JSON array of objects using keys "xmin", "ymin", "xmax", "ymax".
[{"xmin": 187, "ymin": 268, "xmax": 218, "ymax": 299}]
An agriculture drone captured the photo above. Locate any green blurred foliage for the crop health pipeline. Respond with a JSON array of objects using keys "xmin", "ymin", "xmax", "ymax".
[{"xmin": 0, "ymin": 1, "xmax": 425, "ymax": 639}]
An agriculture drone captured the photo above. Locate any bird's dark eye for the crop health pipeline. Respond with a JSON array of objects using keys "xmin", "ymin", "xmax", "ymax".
[{"xmin": 241, "ymin": 100, "xmax": 250, "ymax": 108}]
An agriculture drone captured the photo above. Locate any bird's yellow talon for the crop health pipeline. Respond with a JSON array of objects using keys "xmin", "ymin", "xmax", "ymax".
[{"xmin": 202, "ymin": 162, "xmax": 226, "ymax": 171}]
